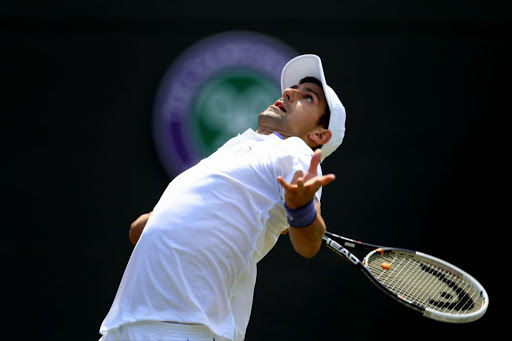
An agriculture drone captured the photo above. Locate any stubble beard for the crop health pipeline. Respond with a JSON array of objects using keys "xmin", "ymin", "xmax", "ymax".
[{"xmin": 257, "ymin": 108, "xmax": 291, "ymax": 135}]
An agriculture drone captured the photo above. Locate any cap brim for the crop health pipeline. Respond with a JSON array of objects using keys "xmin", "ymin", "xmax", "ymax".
[{"xmin": 281, "ymin": 54, "xmax": 326, "ymax": 92}]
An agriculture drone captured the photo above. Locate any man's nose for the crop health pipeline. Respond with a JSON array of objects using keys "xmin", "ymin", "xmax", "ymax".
[{"xmin": 282, "ymin": 88, "xmax": 299, "ymax": 102}]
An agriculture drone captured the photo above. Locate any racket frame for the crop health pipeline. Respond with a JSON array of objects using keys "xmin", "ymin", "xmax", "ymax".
[{"xmin": 323, "ymin": 231, "xmax": 489, "ymax": 323}]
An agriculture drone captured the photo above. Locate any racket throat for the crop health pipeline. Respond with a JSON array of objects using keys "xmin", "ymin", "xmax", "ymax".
[{"xmin": 324, "ymin": 236, "xmax": 360, "ymax": 265}]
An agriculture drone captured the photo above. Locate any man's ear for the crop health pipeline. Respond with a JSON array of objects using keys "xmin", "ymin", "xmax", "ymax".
[{"xmin": 308, "ymin": 128, "xmax": 332, "ymax": 146}]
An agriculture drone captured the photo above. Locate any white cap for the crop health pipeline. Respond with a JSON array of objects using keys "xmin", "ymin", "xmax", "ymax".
[{"xmin": 281, "ymin": 54, "xmax": 346, "ymax": 161}]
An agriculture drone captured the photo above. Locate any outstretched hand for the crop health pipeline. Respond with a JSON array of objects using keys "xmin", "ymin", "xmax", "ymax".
[{"xmin": 277, "ymin": 149, "xmax": 336, "ymax": 210}]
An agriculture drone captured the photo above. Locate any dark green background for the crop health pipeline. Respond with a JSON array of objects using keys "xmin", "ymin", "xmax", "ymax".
[{"xmin": 2, "ymin": 1, "xmax": 508, "ymax": 340}]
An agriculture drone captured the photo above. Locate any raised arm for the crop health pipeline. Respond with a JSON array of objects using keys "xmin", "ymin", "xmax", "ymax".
[{"xmin": 277, "ymin": 149, "xmax": 335, "ymax": 258}]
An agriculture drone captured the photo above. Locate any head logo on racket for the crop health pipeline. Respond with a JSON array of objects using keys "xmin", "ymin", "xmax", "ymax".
[{"xmin": 419, "ymin": 263, "xmax": 475, "ymax": 311}]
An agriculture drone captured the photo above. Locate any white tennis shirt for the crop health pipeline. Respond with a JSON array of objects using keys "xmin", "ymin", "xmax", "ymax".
[{"xmin": 100, "ymin": 129, "xmax": 322, "ymax": 340}]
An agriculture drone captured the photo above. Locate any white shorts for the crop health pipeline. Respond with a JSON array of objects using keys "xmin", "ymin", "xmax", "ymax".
[{"xmin": 99, "ymin": 321, "xmax": 229, "ymax": 341}]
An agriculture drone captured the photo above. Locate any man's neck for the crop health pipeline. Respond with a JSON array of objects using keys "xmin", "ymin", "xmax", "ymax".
[{"xmin": 256, "ymin": 128, "xmax": 289, "ymax": 138}]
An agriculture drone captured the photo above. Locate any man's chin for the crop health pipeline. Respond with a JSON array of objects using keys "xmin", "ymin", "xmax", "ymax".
[
  {"xmin": 259, "ymin": 108, "xmax": 284, "ymax": 118},
  {"xmin": 258, "ymin": 112, "xmax": 281, "ymax": 124},
  {"xmin": 258, "ymin": 111, "xmax": 288, "ymax": 132}
]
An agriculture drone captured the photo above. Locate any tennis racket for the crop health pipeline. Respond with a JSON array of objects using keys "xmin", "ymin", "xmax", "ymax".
[{"xmin": 323, "ymin": 231, "xmax": 489, "ymax": 323}]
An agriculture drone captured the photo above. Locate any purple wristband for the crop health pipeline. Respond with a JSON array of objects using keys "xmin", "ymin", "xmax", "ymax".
[{"xmin": 284, "ymin": 199, "xmax": 317, "ymax": 228}]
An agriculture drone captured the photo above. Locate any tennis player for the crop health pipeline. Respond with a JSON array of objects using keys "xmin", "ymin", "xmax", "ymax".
[{"xmin": 99, "ymin": 54, "xmax": 346, "ymax": 340}]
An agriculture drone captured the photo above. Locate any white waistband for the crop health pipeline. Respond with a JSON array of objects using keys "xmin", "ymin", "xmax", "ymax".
[{"xmin": 126, "ymin": 321, "xmax": 216, "ymax": 339}]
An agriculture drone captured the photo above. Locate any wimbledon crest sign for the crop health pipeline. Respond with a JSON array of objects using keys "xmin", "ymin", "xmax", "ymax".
[{"xmin": 152, "ymin": 31, "xmax": 296, "ymax": 177}]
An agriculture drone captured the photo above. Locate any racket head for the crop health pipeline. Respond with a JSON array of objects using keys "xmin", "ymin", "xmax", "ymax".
[{"xmin": 363, "ymin": 248, "xmax": 489, "ymax": 323}]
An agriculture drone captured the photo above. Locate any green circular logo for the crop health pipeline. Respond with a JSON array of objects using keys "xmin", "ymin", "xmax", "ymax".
[
  {"xmin": 153, "ymin": 31, "xmax": 296, "ymax": 176},
  {"xmin": 190, "ymin": 71, "xmax": 280, "ymax": 156}
]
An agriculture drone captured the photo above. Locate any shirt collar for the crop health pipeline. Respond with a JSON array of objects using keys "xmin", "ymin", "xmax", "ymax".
[{"xmin": 273, "ymin": 132, "xmax": 284, "ymax": 140}]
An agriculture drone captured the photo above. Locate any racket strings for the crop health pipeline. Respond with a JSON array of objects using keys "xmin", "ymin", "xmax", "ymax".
[{"xmin": 366, "ymin": 252, "xmax": 484, "ymax": 315}]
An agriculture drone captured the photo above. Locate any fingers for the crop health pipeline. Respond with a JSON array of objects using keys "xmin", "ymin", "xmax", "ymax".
[
  {"xmin": 277, "ymin": 149, "xmax": 336, "ymax": 195},
  {"xmin": 276, "ymin": 176, "xmax": 289, "ymax": 190},
  {"xmin": 277, "ymin": 170, "xmax": 304, "ymax": 190},
  {"xmin": 291, "ymin": 170, "xmax": 304, "ymax": 184},
  {"xmin": 277, "ymin": 175, "xmax": 295, "ymax": 192},
  {"xmin": 308, "ymin": 149, "xmax": 322, "ymax": 175},
  {"xmin": 278, "ymin": 169, "xmax": 335, "ymax": 190},
  {"xmin": 306, "ymin": 174, "xmax": 335, "ymax": 192},
  {"xmin": 296, "ymin": 174, "xmax": 305, "ymax": 191},
  {"xmin": 319, "ymin": 174, "xmax": 336, "ymax": 186},
  {"xmin": 278, "ymin": 173, "xmax": 335, "ymax": 195}
]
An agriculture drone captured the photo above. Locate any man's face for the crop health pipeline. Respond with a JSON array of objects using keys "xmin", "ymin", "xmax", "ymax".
[{"xmin": 258, "ymin": 82, "xmax": 328, "ymax": 143}]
